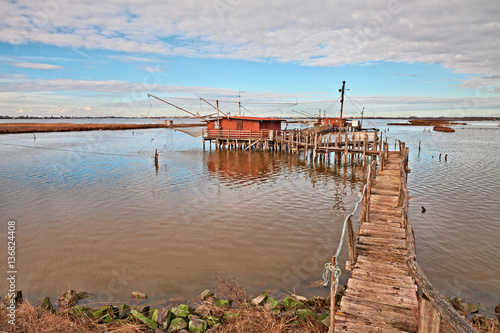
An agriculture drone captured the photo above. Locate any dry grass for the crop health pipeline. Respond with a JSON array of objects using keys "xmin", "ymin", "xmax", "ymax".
[
  {"xmin": 0, "ymin": 301, "xmax": 145, "ymax": 333},
  {"xmin": 208, "ymin": 275, "xmax": 327, "ymax": 333}
]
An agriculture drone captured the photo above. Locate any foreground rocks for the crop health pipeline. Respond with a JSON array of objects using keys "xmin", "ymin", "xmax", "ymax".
[
  {"xmin": 4, "ymin": 288, "xmax": 500, "ymax": 332},
  {"xmin": 7, "ymin": 288, "xmax": 341, "ymax": 332}
]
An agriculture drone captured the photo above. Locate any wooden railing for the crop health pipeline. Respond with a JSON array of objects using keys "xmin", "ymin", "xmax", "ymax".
[
  {"xmin": 399, "ymin": 145, "xmax": 477, "ymax": 333},
  {"xmin": 204, "ymin": 129, "xmax": 276, "ymax": 139}
]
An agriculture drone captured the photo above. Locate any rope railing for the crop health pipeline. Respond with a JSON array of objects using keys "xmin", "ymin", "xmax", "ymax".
[{"xmin": 398, "ymin": 146, "xmax": 476, "ymax": 333}]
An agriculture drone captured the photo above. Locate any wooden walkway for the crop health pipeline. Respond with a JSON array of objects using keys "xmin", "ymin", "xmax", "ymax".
[{"xmin": 335, "ymin": 151, "xmax": 419, "ymax": 333}]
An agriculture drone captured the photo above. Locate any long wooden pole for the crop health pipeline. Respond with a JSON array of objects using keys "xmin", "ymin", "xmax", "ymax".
[
  {"xmin": 330, "ymin": 256, "xmax": 336, "ymax": 333},
  {"xmin": 148, "ymin": 94, "xmax": 207, "ymax": 120},
  {"xmin": 339, "ymin": 81, "xmax": 346, "ymax": 119}
]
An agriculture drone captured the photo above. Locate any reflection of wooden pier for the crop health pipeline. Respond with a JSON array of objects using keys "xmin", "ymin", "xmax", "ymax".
[{"xmin": 203, "ymin": 125, "xmax": 386, "ymax": 166}]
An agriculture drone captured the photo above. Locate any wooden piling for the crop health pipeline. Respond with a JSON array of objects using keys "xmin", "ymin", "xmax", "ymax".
[{"xmin": 329, "ymin": 256, "xmax": 336, "ymax": 333}]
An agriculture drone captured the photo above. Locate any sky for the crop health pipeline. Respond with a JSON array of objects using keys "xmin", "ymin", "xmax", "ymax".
[{"xmin": 1, "ymin": 0, "xmax": 499, "ymax": 118}]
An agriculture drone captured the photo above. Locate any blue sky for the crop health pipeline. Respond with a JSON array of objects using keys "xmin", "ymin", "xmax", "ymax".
[{"xmin": 1, "ymin": 0, "xmax": 499, "ymax": 117}]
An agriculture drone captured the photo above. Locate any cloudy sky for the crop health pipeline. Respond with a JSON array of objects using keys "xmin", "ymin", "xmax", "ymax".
[{"xmin": 1, "ymin": 0, "xmax": 499, "ymax": 117}]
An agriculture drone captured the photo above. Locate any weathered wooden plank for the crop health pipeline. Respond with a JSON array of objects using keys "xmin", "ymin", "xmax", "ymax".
[
  {"xmin": 339, "ymin": 298, "xmax": 416, "ymax": 328},
  {"xmin": 335, "ymin": 316, "xmax": 406, "ymax": 333},
  {"xmin": 347, "ymin": 278, "xmax": 419, "ymax": 300},
  {"xmin": 357, "ymin": 236, "xmax": 406, "ymax": 248},
  {"xmin": 362, "ymin": 220, "xmax": 402, "ymax": 228},
  {"xmin": 345, "ymin": 287, "xmax": 418, "ymax": 310},
  {"xmin": 360, "ymin": 223, "xmax": 404, "ymax": 234},
  {"xmin": 359, "ymin": 229, "xmax": 405, "ymax": 239},
  {"xmin": 419, "ymin": 295, "xmax": 440, "ymax": 333},
  {"xmin": 352, "ymin": 269, "xmax": 417, "ymax": 289}
]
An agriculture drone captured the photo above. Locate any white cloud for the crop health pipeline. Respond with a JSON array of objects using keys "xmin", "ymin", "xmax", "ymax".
[
  {"xmin": 11, "ymin": 62, "xmax": 64, "ymax": 70},
  {"xmin": 1, "ymin": 0, "xmax": 499, "ymax": 80}
]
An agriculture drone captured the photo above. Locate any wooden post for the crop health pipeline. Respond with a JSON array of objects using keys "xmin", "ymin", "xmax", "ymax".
[
  {"xmin": 363, "ymin": 134, "xmax": 367, "ymax": 166},
  {"xmin": 347, "ymin": 217, "xmax": 357, "ymax": 266},
  {"xmin": 329, "ymin": 256, "xmax": 336, "ymax": 333},
  {"xmin": 419, "ymin": 295, "xmax": 440, "ymax": 333},
  {"xmin": 344, "ymin": 138, "xmax": 348, "ymax": 165},
  {"xmin": 418, "ymin": 140, "xmax": 421, "ymax": 154},
  {"xmin": 154, "ymin": 149, "xmax": 159, "ymax": 172}
]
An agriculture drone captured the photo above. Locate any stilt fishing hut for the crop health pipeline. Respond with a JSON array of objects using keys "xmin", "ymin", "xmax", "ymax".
[{"xmin": 203, "ymin": 116, "xmax": 283, "ymax": 150}]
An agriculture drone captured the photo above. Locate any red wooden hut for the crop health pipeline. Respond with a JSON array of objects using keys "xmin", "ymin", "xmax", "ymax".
[{"xmin": 205, "ymin": 116, "xmax": 282, "ymax": 139}]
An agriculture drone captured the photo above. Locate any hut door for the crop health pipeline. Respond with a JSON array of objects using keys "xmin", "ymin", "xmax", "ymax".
[{"xmin": 236, "ymin": 120, "xmax": 243, "ymax": 130}]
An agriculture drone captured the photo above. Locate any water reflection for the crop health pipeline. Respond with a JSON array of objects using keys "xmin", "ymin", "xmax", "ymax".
[{"xmin": 204, "ymin": 149, "xmax": 368, "ymax": 193}]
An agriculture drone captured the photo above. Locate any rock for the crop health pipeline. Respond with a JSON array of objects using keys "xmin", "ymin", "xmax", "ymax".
[
  {"xmin": 91, "ymin": 305, "xmax": 117, "ymax": 323},
  {"xmin": 132, "ymin": 305, "xmax": 150, "ymax": 317},
  {"xmin": 203, "ymin": 315, "xmax": 220, "ymax": 327},
  {"xmin": 293, "ymin": 295, "xmax": 308, "ymax": 303},
  {"xmin": 496, "ymin": 304, "xmax": 500, "ymax": 322},
  {"xmin": 472, "ymin": 315, "xmax": 500, "ymax": 330},
  {"xmin": 200, "ymin": 290, "xmax": 214, "ymax": 301},
  {"xmin": 189, "ymin": 314, "xmax": 201, "ymax": 321},
  {"xmin": 77, "ymin": 291, "xmax": 90, "ymax": 300},
  {"xmin": 171, "ymin": 304, "xmax": 192, "ymax": 319},
  {"xmin": 149, "ymin": 308, "xmax": 158, "ymax": 321},
  {"xmin": 131, "ymin": 291, "xmax": 147, "ymax": 299},
  {"xmin": 153, "ymin": 328, "xmax": 164, "ymax": 333},
  {"xmin": 72, "ymin": 305, "xmax": 91, "ymax": 317},
  {"xmin": 251, "ymin": 292, "xmax": 268, "ymax": 306},
  {"xmin": 318, "ymin": 312, "xmax": 329, "ymax": 322},
  {"xmin": 58, "ymin": 290, "xmax": 78, "ymax": 309},
  {"xmin": 214, "ymin": 299, "xmax": 232, "ymax": 308},
  {"xmin": 307, "ymin": 296, "xmax": 326, "ymax": 307},
  {"xmin": 321, "ymin": 314, "xmax": 330, "ymax": 327},
  {"xmin": 277, "ymin": 310, "xmax": 296, "ymax": 321},
  {"xmin": 451, "ymin": 297, "xmax": 479, "ymax": 316},
  {"xmin": 131, "ymin": 309, "xmax": 158, "ymax": 329},
  {"xmin": 168, "ymin": 317, "xmax": 188, "ymax": 331},
  {"xmin": 156, "ymin": 308, "xmax": 172, "ymax": 327},
  {"xmin": 37, "ymin": 297, "xmax": 54, "ymax": 312},
  {"xmin": 194, "ymin": 305, "xmax": 211, "ymax": 317},
  {"xmin": 296, "ymin": 309, "xmax": 317, "ymax": 321},
  {"xmin": 118, "ymin": 303, "xmax": 131, "ymax": 319},
  {"xmin": 283, "ymin": 296, "xmax": 305, "ymax": 310},
  {"xmin": 264, "ymin": 296, "xmax": 282, "ymax": 313},
  {"xmin": 189, "ymin": 318, "xmax": 208, "ymax": 332}
]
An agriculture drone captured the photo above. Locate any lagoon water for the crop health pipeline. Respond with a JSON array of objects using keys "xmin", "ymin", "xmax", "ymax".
[{"xmin": 0, "ymin": 119, "xmax": 499, "ymax": 313}]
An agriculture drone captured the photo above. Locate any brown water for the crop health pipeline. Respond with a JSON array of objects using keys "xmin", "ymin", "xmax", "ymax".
[{"xmin": 0, "ymin": 119, "xmax": 499, "ymax": 314}]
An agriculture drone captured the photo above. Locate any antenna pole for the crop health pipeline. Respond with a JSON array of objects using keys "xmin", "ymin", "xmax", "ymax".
[
  {"xmin": 216, "ymin": 100, "xmax": 220, "ymax": 128},
  {"xmin": 238, "ymin": 90, "xmax": 241, "ymax": 116},
  {"xmin": 339, "ymin": 81, "xmax": 346, "ymax": 119},
  {"xmin": 199, "ymin": 97, "xmax": 228, "ymax": 117}
]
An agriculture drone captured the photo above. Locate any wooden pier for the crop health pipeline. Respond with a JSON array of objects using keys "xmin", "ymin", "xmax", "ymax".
[
  {"xmin": 329, "ymin": 144, "xmax": 476, "ymax": 333},
  {"xmin": 334, "ymin": 149, "xmax": 419, "ymax": 332},
  {"xmin": 203, "ymin": 125, "xmax": 385, "ymax": 166}
]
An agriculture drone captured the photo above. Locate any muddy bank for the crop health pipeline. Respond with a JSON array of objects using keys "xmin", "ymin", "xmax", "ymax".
[
  {"xmin": 387, "ymin": 119, "xmax": 466, "ymax": 126},
  {"xmin": 0, "ymin": 123, "xmax": 205, "ymax": 134}
]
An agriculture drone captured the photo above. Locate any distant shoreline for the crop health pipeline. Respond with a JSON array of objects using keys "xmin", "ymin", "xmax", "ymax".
[
  {"xmin": 1, "ymin": 116, "xmax": 500, "ymax": 121},
  {"xmin": 0, "ymin": 123, "xmax": 205, "ymax": 134}
]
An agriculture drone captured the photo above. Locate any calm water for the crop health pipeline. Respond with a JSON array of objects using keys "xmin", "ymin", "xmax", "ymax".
[{"xmin": 0, "ymin": 119, "xmax": 499, "ymax": 314}]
